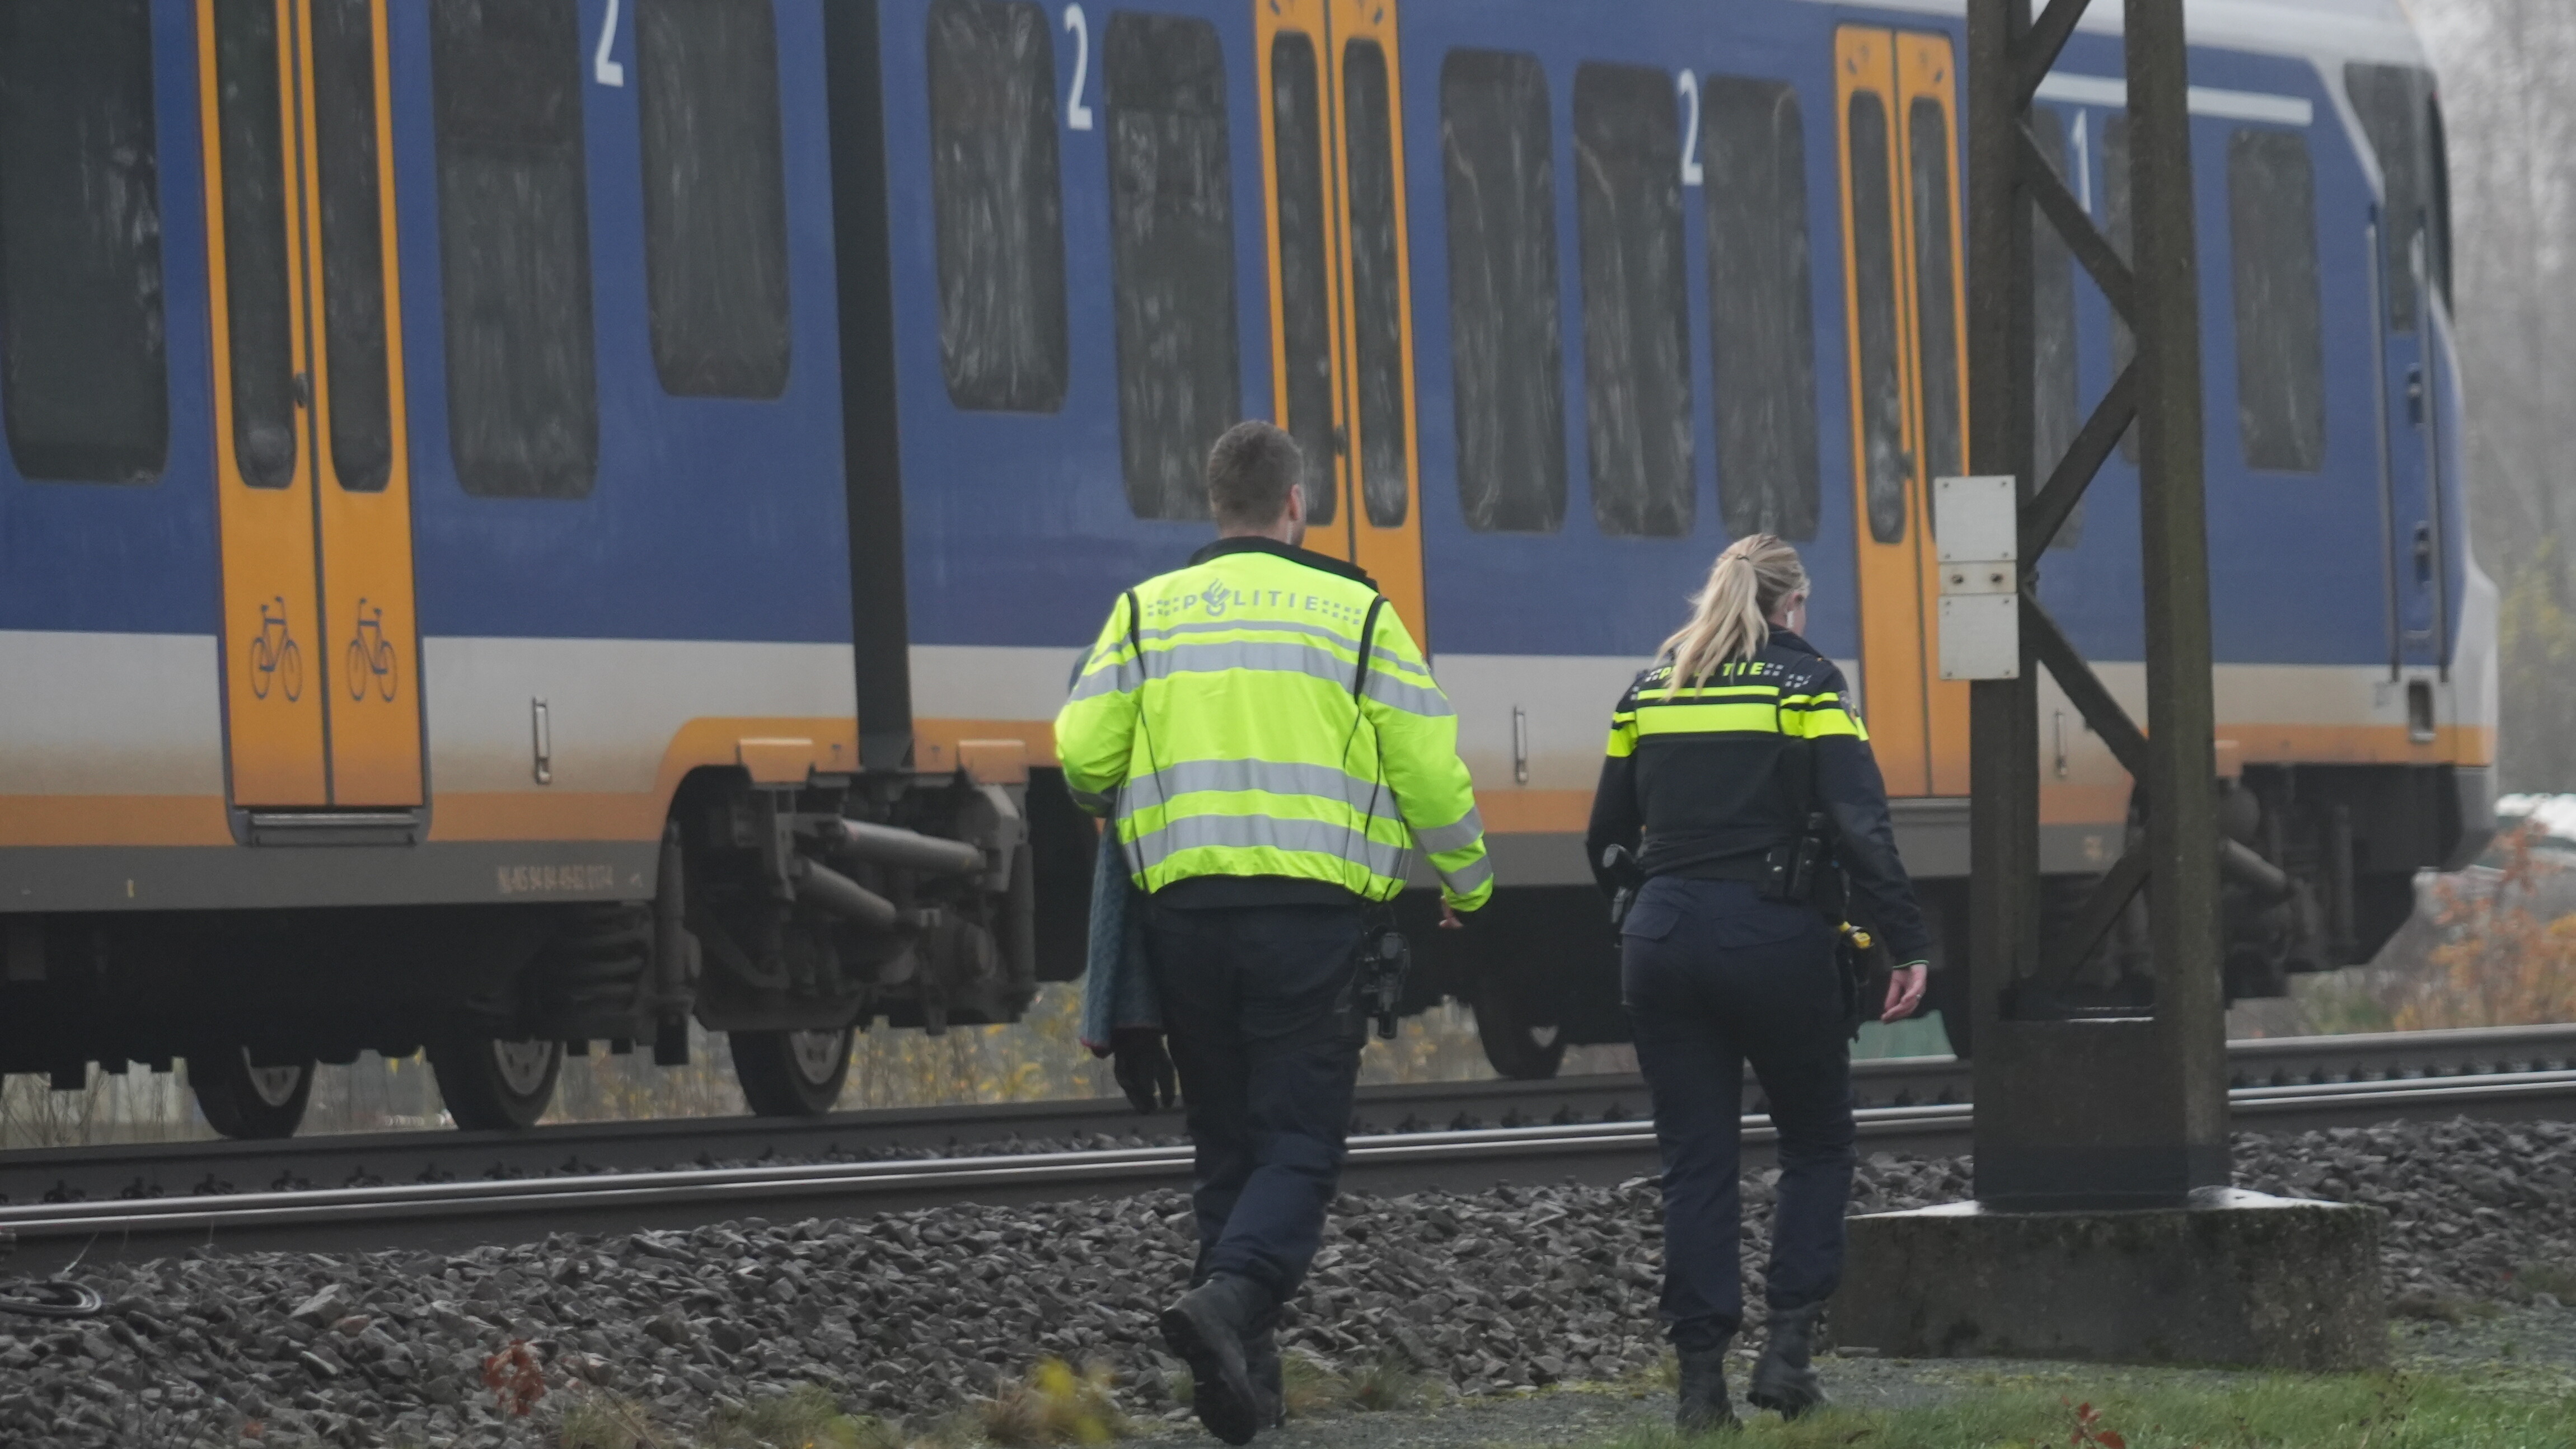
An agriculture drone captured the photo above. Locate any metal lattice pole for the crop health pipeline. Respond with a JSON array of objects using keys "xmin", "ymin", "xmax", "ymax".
[{"xmin": 1963, "ymin": 0, "xmax": 2227, "ymax": 1208}]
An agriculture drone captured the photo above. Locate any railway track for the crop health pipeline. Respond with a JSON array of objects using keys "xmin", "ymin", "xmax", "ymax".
[
  {"xmin": 0, "ymin": 1026, "xmax": 2568, "ymax": 1275},
  {"xmin": 2, "ymin": 1023, "xmax": 2565, "ymax": 1209}
]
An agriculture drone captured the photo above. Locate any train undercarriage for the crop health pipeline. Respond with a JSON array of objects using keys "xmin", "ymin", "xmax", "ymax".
[
  {"xmin": 1423, "ymin": 762, "xmax": 2490, "ymax": 1076},
  {"xmin": 0, "ymin": 763, "xmax": 1079, "ymax": 1138},
  {"xmin": 0, "ymin": 761, "xmax": 2486, "ymax": 1123}
]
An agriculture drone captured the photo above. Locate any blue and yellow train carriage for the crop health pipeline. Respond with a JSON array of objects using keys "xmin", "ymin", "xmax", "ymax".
[{"xmin": 0, "ymin": 0, "xmax": 2494, "ymax": 1134}]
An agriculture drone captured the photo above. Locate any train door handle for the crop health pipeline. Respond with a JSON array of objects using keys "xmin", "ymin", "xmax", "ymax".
[
  {"xmin": 291, "ymin": 371, "xmax": 311, "ymax": 411},
  {"xmin": 1331, "ymin": 425, "xmax": 1348, "ymax": 458},
  {"xmin": 2413, "ymin": 523, "xmax": 2434, "ymax": 584},
  {"xmin": 2405, "ymin": 366, "xmax": 2423, "ymax": 427}
]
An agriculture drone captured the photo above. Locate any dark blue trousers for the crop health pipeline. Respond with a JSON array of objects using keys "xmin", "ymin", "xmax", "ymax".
[
  {"xmin": 1146, "ymin": 899, "xmax": 1366, "ymax": 1303},
  {"xmin": 1620, "ymin": 877, "xmax": 1857, "ymax": 1349}
]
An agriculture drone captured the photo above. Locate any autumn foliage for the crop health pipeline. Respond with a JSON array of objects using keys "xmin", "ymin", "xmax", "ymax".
[
  {"xmin": 2403, "ymin": 820, "xmax": 2576, "ymax": 1029},
  {"xmin": 481, "ymin": 1339, "xmax": 547, "ymax": 1418}
]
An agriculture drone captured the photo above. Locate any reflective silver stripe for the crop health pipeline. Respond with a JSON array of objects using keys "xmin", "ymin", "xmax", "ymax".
[
  {"xmin": 1127, "ymin": 757, "xmax": 1383, "ymax": 812},
  {"xmin": 1438, "ymin": 852, "xmax": 1495, "ymax": 898},
  {"xmin": 1068, "ymin": 788, "xmax": 1113, "ymax": 814},
  {"xmin": 1135, "ymin": 617, "xmax": 1426, "ymax": 679},
  {"xmin": 1124, "ymin": 812, "xmax": 1411, "ymax": 881},
  {"xmin": 1132, "ymin": 639, "xmax": 1452, "ymax": 717},
  {"xmin": 1360, "ymin": 667, "xmax": 1454, "ymax": 719},
  {"xmin": 1064, "ymin": 651, "xmax": 1145, "ymax": 703},
  {"xmin": 1412, "ymin": 808, "xmax": 1484, "ymax": 856}
]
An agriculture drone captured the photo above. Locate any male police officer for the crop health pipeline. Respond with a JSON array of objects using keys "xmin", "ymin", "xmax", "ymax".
[{"xmin": 1056, "ymin": 421, "xmax": 1491, "ymax": 1444}]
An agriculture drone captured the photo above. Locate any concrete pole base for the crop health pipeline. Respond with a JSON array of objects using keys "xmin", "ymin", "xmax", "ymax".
[{"xmin": 1830, "ymin": 1188, "xmax": 2387, "ymax": 1370}]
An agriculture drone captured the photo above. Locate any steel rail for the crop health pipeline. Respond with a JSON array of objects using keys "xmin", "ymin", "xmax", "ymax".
[
  {"xmin": 4, "ymin": 1023, "xmax": 2567, "ymax": 1206},
  {"xmin": 7, "ymin": 1024, "xmax": 2569, "ymax": 1211},
  {"xmin": 1, "ymin": 1067, "xmax": 2569, "ymax": 1276}
]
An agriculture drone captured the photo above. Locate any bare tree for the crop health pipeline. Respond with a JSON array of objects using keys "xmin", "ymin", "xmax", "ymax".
[{"xmin": 2419, "ymin": 0, "xmax": 2576, "ymax": 790}]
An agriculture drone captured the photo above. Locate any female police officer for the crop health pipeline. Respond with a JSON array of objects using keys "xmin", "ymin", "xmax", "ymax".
[{"xmin": 1586, "ymin": 534, "xmax": 1930, "ymax": 1431}]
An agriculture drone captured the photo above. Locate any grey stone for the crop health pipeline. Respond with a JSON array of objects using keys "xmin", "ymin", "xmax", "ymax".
[
  {"xmin": 0, "ymin": 1117, "xmax": 2564, "ymax": 1447},
  {"xmin": 1834, "ymin": 1188, "xmax": 2388, "ymax": 1370},
  {"xmin": 289, "ymin": 1284, "xmax": 351, "ymax": 1327}
]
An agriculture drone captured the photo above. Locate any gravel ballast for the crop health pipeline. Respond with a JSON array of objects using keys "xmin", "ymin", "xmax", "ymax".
[{"xmin": 0, "ymin": 1118, "xmax": 2568, "ymax": 1448}]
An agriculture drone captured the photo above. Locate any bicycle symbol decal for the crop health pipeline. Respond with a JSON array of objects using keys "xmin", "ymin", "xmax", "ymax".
[
  {"xmin": 346, "ymin": 599, "xmax": 399, "ymax": 702},
  {"xmin": 247, "ymin": 596, "xmax": 303, "ymax": 702}
]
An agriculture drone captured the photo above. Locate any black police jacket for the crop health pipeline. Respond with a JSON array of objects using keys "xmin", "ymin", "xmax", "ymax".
[{"xmin": 1582, "ymin": 630, "xmax": 1932, "ymax": 963}]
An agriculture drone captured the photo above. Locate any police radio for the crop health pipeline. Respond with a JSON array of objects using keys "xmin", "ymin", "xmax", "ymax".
[{"xmin": 1360, "ymin": 927, "xmax": 1411, "ymax": 1040}]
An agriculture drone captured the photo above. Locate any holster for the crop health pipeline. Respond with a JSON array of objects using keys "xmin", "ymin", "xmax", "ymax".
[
  {"xmin": 1759, "ymin": 739, "xmax": 1834, "ymax": 907},
  {"xmin": 1759, "ymin": 809, "xmax": 1833, "ymax": 906},
  {"xmin": 1600, "ymin": 844, "xmax": 1643, "ymax": 941},
  {"xmin": 1835, "ymin": 922, "xmax": 1884, "ymax": 1036},
  {"xmin": 1355, "ymin": 922, "xmax": 1410, "ymax": 1040}
]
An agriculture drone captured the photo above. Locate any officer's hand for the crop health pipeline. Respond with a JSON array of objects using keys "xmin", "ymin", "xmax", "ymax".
[
  {"xmin": 1111, "ymin": 1029, "xmax": 1177, "ymax": 1113},
  {"xmin": 1881, "ymin": 962, "xmax": 1929, "ymax": 1024},
  {"xmin": 1439, "ymin": 903, "xmax": 1465, "ymax": 930}
]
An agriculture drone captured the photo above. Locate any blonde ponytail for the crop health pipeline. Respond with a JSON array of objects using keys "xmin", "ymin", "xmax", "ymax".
[{"xmin": 1659, "ymin": 534, "xmax": 1810, "ymax": 693}]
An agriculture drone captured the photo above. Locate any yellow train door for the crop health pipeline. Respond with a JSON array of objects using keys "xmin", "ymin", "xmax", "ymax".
[
  {"xmin": 1835, "ymin": 27, "xmax": 1970, "ymax": 796},
  {"xmin": 1257, "ymin": 0, "xmax": 1429, "ymax": 645},
  {"xmin": 200, "ymin": 0, "xmax": 422, "ymax": 811}
]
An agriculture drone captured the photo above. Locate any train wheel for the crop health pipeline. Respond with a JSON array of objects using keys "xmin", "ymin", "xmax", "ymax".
[
  {"xmin": 190, "ymin": 1047, "xmax": 314, "ymax": 1139},
  {"xmin": 1472, "ymin": 981, "xmax": 1567, "ymax": 1080},
  {"xmin": 732, "ymin": 1028, "xmax": 852, "ymax": 1117},
  {"xmin": 430, "ymin": 1035, "xmax": 563, "ymax": 1131}
]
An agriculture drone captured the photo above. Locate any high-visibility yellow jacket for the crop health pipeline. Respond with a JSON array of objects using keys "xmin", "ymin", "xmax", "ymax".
[{"xmin": 1055, "ymin": 538, "xmax": 1493, "ymax": 911}]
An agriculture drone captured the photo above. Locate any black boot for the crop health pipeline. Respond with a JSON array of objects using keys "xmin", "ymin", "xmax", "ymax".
[
  {"xmin": 1674, "ymin": 1338, "xmax": 1737, "ymax": 1434},
  {"xmin": 1242, "ymin": 1309, "xmax": 1284, "ymax": 1429},
  {"xmin": 1746, "ymin": 1303, "xmax": 1826, "ymax": 1420},
  {"xmin": 1160, "ymin": 1273, "xmax": 1269, "ymax": 1445}
]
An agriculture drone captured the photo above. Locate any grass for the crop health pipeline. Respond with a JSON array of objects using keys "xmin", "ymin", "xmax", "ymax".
[
  {"xmin": 707, "ymin": 1384, "xmax": 908, "ymax": 1449},
  {"xmin": 1278, "ymin": 1348, "xmax": 1349, "ymax": 1418},
  {"xmin": 558, "ymin": 1390, "xmax": 673, "ymax": 1449},
  {"xmin": 975, "ymin": 1358, "xmax": 1129, "ymax": 1447},
  {"xmin": 1581, "ymin": 1371, "xmax": 2576, "ymax": 1449},
  {"xmin": 1141, "ymin": 1345, "xmax": 1434, "ymax": 1426},
  {"xmin": 554, "ymin": 1383, "xmax": 912, "ymax": 1449},
  {"xmin": 2390, "ymin": 1290, "xmax": 2507, "ymax": 1324},
  {"xmin": 2514, "ymin": 1260, "xmax": 2576, "ymax": 1303},
  {"xmin": 1345, "ymin": 1354, "xmax": 1437, "ymax": 1413}
]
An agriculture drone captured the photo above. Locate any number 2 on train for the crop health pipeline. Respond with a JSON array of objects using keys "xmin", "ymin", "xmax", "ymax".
[{"xmin": 1063, "ymin": 4, "xmax": 1093, "ymax": 130}]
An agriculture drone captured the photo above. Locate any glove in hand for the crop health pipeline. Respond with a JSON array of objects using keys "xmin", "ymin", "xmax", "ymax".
[{"xmin": 1111, "ymin": 1028, "xmax": 1177, "ymax": 1113}]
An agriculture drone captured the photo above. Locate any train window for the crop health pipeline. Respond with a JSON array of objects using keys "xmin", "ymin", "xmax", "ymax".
[
  {"xmin": 636, "ymin": 0, "xmax": 792, "ymax": 398},
  {"xmin": 1847, "ymin": 91, "xmax": 1904, "ymax": 545},
  {"xmin": 1441, "ymin": 50, "xmax": 1566, "ymax": 534},
  {"xmin": 2030, "ymin": 106, "xmax": 2078, "ymax": 547},
  {"xmin": 1270, "ymin": 33, "xmax": 1335, "ymax": 525},
  {"xmin": 1907, "ymin": 99, "xmax": 1963, "ymax": 494},
  {"xmin": 313, "ymin": 0, "xmax": 392, "ymax": 492},
  {"xmin": 1105, "ymin": 12, "xmax": 1238, "ymax": 522},
  {"xmin": 927, "ymin": 0, "xmax": 1067, "ymax": 413},
  {"xmin": 214, "ymin": 0, "xmax": 298, "ymax": 489},
  {"xmin": 2346, "ymin": 63, "xmax": 2434, "ymax": 334},
  {"xmin": 1701, "ymin": 76, "xmax": 1818, "ymax": 542},
  {"xmin": 0, "ymin": 0, "xmax": 166, "ymax": 484},
  {"xmin": 1573, "ymin": 62, "xmax": 1692, "ymax": 539},
  {"xmin": 2227, "ymin": 128, "xmax": 2325, "ymax": 472},
  {"xmin": 430, "ymin": 0, "xmax": 599, "ymax": 499},
  {"xmin": 1345, "ymin": 41, "xmax": 1408, "ymax": 528},
  {"xmin": 2104, "ymin": 112, "xmax": 2137, "ymax": 464}
]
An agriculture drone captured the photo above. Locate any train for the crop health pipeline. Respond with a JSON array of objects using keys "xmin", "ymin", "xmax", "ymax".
[{"xmin": 0, "ymin": 0, "xmax": 2489, "ymax": 1134}]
